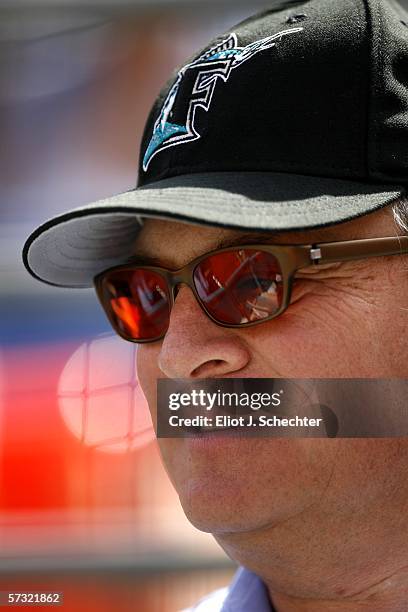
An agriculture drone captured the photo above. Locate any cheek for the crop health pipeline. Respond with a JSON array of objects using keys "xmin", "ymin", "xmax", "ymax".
[
  {"xmin": 241, "ymin": 288, "xmax": 386, "ymax": 377},
  {"xmin": 136, "ymin": 344, "xmax": 162, "ymax": 420},
  {"xmin": 136, "ymin": 343, "xmax": 186, "ymax": 484}
]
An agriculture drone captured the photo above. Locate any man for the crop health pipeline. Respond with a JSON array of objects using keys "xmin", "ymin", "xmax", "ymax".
[{"xmin": 23, "ymin": 0, "xmax": 408, "ymax": 609}]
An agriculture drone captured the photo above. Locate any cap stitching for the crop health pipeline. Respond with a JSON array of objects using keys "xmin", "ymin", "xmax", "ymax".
[
  {"xmin": 354, "ymin": 0, "xmax": 363, "ymax": 165},
  {"xmin": 375, "ymin": 0, "xmax": 383, "ymax": 172},
  {"xmin": 150, "ymin": 193, "xmax": 395, "ymax": 209},
  {"xmin": 355, "ymin": 0, "xmax": 369, "ymax": 174},
  {"xmin": 143, "ymin": 161, "xmax": 359, "ymax": 186},
  {"xmin": 43, "ymin": 192, "xmax": 401, "ymax": 218},
  {"xmin": 147, "ymin": 197, "xmax": 398, "ymax": 215},
  {"xmin": 364, "ymin": 0, "xmax": 383, "ymax": 175}
]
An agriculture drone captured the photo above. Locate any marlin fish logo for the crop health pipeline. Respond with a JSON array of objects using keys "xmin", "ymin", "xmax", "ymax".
[{"xmin": 142, "ymin": 27, "xmax": 303, "ymax": 172}]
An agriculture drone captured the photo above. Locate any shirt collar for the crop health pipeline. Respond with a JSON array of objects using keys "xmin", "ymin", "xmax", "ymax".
[{"xmin": 221, "ymin": 567, "xmax": 274, "ymax": 612}]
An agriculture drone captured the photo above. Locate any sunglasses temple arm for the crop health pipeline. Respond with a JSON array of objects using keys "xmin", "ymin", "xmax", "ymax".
[{"xmin": 311, "ymin": 236, "xmax": 408, "ymax": 265}]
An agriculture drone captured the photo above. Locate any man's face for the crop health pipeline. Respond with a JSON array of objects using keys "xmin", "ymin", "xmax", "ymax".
[{"xmin": 136, "ymin": 208, "xmax": 408, "ymax": 544}]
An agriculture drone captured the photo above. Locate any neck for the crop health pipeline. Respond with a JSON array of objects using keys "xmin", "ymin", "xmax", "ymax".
[
  {"xmin": 215, "ymin": 513, "xmax": 408, "ymax": 612},
  {"xmin": 267, "ymin": 569, "xmax": 408, "ymax": 612}
]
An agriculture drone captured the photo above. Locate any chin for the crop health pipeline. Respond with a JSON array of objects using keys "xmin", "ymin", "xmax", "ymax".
[
  {"xmin": 159, "ymin": 437, "xmax": 334, "ymax": 535},
  {"xmin": 178, "ymin": 474, "xmax": 267, "ymax": 534}
]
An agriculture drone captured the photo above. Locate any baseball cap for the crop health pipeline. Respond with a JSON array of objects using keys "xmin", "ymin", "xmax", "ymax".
[{"xmin": 23, "ymin": 0, "xmax": 408, "ymax": 288}]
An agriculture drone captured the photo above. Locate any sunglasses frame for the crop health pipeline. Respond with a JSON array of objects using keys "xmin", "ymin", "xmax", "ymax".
[{"xmin": 94, "ymin": 235, "xmax": 408, "ymax": 344}]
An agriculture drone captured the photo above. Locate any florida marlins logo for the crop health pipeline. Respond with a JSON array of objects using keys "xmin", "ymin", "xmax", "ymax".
[{"xmin": 143, "ymin": 27, "xmax": 303, "ymax": 172}]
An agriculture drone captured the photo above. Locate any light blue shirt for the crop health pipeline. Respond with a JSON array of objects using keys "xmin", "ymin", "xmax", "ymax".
[{"xmin": 184, "ymin": 567, "xmax": 274, "ymax": 612}]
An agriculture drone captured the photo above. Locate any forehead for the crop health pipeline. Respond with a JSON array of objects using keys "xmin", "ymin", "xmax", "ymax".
[{"xmin": 132, "ymin": 208, "xmax": 393, "ymax": 268}]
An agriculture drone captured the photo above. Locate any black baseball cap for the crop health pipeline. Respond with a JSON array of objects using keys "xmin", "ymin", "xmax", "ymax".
[{"xmin": 23, "ymin": 0, "xmax": 408, "ymax": 288}]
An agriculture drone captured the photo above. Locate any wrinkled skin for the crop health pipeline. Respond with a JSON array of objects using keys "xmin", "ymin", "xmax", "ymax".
[{"xmin": 136, "ymin": 206, "xmax": 408, "ymax": 611}]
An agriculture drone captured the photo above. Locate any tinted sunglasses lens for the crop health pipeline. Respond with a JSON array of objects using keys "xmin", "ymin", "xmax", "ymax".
[
  {"xmin": 99, "ymin": 269, "xmax": 170, "ymax": 341},
  {"xmin": 193, "ymin": 249, "xmax": 283, "ymax": 325}
]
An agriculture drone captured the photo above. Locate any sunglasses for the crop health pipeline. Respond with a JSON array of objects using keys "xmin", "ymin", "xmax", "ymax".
[{"xmin": 94, "ymin": 235, "xmax": 408, "ymax": 343}]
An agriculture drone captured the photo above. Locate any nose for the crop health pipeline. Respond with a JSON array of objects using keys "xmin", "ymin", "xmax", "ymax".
[{"xmin": 158, "ymin": 286, "xmax": 251, "ymax": 379}]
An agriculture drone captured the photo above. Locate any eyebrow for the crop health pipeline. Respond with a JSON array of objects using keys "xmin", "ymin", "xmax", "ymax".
[
  {"xmin": 217, "ymin": 231, "xmax": 285, "ymax": 249},
  {"xmin": 128, "ymin": 231, "xmax": 286, "ymax": 268}
]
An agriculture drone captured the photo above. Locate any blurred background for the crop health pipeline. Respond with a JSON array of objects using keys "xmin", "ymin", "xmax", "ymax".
[
  {"xmin": 0, "ymin": 0, "xmax": 280, "ymax": 610},
  {"xmin": 6, "ymin": 1, "xmax": 408, "ymax": 610}
]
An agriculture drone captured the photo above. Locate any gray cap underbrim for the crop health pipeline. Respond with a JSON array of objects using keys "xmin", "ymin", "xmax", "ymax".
[{"xmin": 22, "ymin": 171, "xmax": 405, "ymax": 288}]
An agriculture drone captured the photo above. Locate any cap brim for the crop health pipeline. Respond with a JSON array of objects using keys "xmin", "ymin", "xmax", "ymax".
[{"xmin": 23, "ymin": 171, "xmax": 404, "ymax": 288}]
